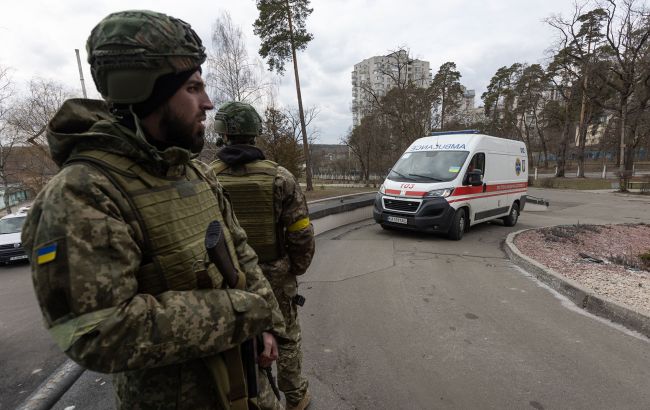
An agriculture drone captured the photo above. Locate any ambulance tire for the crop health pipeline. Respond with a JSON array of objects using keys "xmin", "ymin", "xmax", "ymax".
[
  {"xmin": 447, "ymin": 208, "xmax": 467, "ymax": 240},
  {"xmin": 503, "ymin": 202, "xmax": 519, "ymax": 227}
]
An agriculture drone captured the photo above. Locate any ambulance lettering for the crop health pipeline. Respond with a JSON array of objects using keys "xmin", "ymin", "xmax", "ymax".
[{"xmin": 410, "ymin": 143, "xmax": 466, "ymax": 151}]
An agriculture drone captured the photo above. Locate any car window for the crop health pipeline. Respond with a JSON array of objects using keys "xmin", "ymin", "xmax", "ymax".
[
  {"xmin": 0, "ymin": 216, "xmax": 26, "ymax": 234},
  {"xmin": 389, "ymin": 150, "xmax": 469, "ymax": 182}
]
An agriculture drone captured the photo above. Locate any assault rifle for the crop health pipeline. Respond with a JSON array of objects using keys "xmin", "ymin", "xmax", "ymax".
[{"xmin": 205, "ymin": 220, "xmax": 283, "ymax": 401}]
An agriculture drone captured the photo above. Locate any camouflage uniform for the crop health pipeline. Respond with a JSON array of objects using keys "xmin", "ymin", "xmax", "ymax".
[
  {"xmin": 211, "ymin": 102, "xmax": 315, "ymax": 408},
  {"xmin": 22, "ymin": 11, "xmax": 285, "ymax": 410},
  {"xmin": 260, "ymin": 166, "xmax": 314, "ymax": 406}
]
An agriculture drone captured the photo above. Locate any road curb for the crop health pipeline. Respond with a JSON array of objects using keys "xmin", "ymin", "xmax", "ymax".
[
  {"xmin": 17, "ymin": 191, "xmax": 377, "ymax": 409},
  {"xmin": 308, "ymin": 192, "xmax": 375, "ymax": 220},
  {"xmin": 505, "ymin": 229, "xmax": 650, "ymax": 339}
]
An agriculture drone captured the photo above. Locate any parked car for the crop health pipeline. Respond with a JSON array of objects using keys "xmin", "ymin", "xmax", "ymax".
[{"xmin": 0, "ymin": 208, "xmax": 29, "ymax": 264}]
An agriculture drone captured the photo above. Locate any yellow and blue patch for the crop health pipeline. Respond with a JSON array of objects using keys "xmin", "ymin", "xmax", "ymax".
[{"xmin": 37, "ymin": 243, "xmax": 57, "ymax": 265}]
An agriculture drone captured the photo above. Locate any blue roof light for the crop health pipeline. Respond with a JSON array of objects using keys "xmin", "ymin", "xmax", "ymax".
[{"xmin": 430, "ymin": 130, "xmax": 480, "ymax": 136}]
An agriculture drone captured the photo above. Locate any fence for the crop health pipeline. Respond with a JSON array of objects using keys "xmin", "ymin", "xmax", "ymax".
[{"xmin": 313, "ymin": 173, "xmax": 384, "ymax": 182}]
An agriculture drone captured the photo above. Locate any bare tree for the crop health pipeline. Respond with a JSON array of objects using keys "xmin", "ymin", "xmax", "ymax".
[
  {"xmin": 206, "ymin": 11, "xmax": 270, "ymax": 106},
  {"xmin": 597, "ymin": 0, "xmax": 650, "ymax": 179},
  {"xmin": 258, "ymin": 107, "xmax": 305, "ymax": 177},
  {"xmin": 546, "ymin": 0, "xmax": 650, "ymax": 183},
  {"xmin": 285, "ymin": 105, "xmax": 320, "ymax": 145},
  {"xmin": 546, "ymin": 3, "xmax": 612, "ymax": 176},
  {"xmin": 0, "ymin": 65, "xmax": 19, "ymax": 212},
  {"xmin": 343, "ymin": 113, "xmax": 392, "ymax": 185},
  {"xmin": 10, "ymin": 78, "xmax": 68, "ymax": 149},
  {"xmin": 9, "ymin": 78, "xmax": 67, "ymax": 193},
  {"xmin": 354, "ymin": 47, "xmax": 434, "ymax": 154}
]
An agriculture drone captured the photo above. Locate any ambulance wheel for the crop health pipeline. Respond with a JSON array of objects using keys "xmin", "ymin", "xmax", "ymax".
[
  {"xmin": 503, "ymin": 202, "xmax": 519, "ymax": 227},
  {"xmin": 447, "ymin": 208, "xmax": 467, "ymax": 240}
]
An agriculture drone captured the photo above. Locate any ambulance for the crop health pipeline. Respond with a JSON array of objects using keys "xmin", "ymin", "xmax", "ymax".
[{"xmin": 373, "ymin": 130, "xmax": 528, "ymax": 240}]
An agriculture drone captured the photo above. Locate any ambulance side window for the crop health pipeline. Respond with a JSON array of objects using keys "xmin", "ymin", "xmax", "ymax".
[{"xmin": 464, "ymin": 153, "xmax": 485, "ymax": 185}]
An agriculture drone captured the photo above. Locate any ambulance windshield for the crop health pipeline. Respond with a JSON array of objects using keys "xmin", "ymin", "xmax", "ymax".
[{"xmin": 388, "ymin": 150, "xmax": 469, "ymax": 182}]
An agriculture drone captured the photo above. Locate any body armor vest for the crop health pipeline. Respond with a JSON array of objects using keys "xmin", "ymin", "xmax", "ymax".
[
  {"xmin": 67, "ymin": 150, "xmax": 241, "ymax": 293},
  {"xmin": 213, "ymin": 160, "xmax": 279, "ymax": 263},
  {"xmin": 66, "ymin": 150, "xmax": 257, "ymax": 410}
]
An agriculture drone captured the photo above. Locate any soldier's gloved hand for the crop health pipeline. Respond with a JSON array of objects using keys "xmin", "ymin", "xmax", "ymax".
[{"xmin": 258, "ymin": 331, "xmax": 278, "ymax": 367}]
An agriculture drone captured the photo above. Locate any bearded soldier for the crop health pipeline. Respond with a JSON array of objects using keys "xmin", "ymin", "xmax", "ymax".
[
  {"xmin": 22, "ymin": 10, "xmax": 285, "ymax": 410},
  {"xmin": 211, "ymin": 102, "xmax": 315, "ymax": 410}
]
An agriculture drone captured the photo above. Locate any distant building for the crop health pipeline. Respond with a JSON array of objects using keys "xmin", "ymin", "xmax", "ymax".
[
  {"xmin": 460, "ymin": 88, "xmax": 475, "ymax": 112},
  {"xmin": 351, "ymin": 50, "xmax": 432, "ymax": 126}
]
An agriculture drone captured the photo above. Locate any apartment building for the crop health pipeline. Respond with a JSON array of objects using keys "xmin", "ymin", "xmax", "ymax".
[{"xmin": 351, "ymin": 50, "xmax": 432, "ymax": 126}]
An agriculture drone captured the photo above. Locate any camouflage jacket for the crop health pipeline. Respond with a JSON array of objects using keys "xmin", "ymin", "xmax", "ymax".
[
  {"xmin": 212, "ymin": 146, "xmax": 315, "ymax": 291},
  {"xmin": 21, "ymin": 99, "xmax": 284, "ymax": 409}
]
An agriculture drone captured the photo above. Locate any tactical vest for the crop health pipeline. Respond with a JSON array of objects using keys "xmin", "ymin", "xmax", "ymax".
[
  {"xmin": 212, "ymin": 160, "xmax": 280, "ymax": 263},
  {"xmin": 66, "ymin": 150, "xmax": 258, "ymax": 410}
]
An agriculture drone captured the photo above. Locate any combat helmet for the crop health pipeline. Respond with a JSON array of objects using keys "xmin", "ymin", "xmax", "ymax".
[
  {"xmin": 214, "ymin": 102, "xmax": 263, "ymax": 137},
  {"xmin": 86, "ymin": 10, "xmax": 206, "ymax": 104}
]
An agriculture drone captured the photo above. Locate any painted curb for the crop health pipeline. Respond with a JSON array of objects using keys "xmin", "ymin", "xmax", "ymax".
[
  {"xmin": 16, "ymin": 191, "xmax": 378, "ymax": 409},
  {"xmin": 505, "ymin": 229, "xmax": 650, "ymax": 339}
]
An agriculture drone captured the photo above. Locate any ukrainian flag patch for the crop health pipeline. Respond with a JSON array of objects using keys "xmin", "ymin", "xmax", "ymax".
[{"xmin": 37, "ymin": 243, "xmax": 58, "ymax": 265}]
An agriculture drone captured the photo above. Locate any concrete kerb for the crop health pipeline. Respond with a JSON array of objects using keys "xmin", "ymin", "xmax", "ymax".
[
  {"xmin": 505, "ymin": 229, "xmax": 650, "ymax": 339},
  {"xmin": 16, "ymin": 191, "xmax": 378, "ymax": 410}
]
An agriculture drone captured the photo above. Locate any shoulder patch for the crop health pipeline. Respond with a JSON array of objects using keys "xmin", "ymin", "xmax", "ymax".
[{"xmin": 37, "ymin": 243, "xmax": 58, "ymax": 265}]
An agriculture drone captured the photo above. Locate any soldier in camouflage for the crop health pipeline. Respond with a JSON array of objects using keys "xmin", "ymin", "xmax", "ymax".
[
  {"xmin": 21, "ymin": 10, "xmax": 286, "ymax": 410},
  {"xmin": 210, "ymin": 102, "xmax": 315, "ymax": 410}
]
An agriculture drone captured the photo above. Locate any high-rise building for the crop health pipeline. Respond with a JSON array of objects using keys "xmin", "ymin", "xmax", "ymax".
[{"xmin": 351, "ymin": 50, "xmax": 432, "ymax": 126}]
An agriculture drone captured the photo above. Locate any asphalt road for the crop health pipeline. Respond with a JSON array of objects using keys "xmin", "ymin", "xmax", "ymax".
[
  {"xmin": 9, "ymin": 188, "xmax": 650, "ymax": 409},
  {"xmin": 0, "ymin": 261, "xmax": 65, "ymax": 410}
]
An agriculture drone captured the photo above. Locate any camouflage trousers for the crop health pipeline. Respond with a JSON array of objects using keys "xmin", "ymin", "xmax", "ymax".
[
  {"xmin": 270, "ymin": 275, "xmax": 308, "ymax": 405},
  {"xmin": 257, "ymin": 366, "xmax": 284, "ymax": 410}
]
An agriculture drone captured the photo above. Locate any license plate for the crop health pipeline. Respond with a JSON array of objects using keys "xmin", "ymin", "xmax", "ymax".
[
  {"xmin": 387, "ymin": 215, "xmax": 407, "ymax": 224},
  {"xmin": 10, "ymin": 255, "xmax": 27, "ymax": 261}
]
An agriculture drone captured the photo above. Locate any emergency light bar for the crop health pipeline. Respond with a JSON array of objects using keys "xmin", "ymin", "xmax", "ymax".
[{"xmin": 430, "ymin": 130, "xmax": 480, "ymax": 136}]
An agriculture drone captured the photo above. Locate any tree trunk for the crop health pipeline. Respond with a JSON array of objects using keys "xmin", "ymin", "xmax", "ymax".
[
  {"xmin": 533, "ymin": 110, "xmax": 549, "ymax": 168},
  {"xmin": 285, "ymin": 0, "xmax": 313, "ymax": 191},
  {"xmin": 576, "ymin": 87, "xmax": 589, "ymax": 178},
  {"xmin": 2, "ymin": 179, "xmax": 11, "ymax": 214},
  {"xmin": 557, "ymin": 93, "xmax": 572, "ymax": 178}
]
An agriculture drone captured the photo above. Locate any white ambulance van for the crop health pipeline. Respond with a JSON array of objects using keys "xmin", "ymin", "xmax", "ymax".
[{"xmin": 373, "ymin": 130, "xmax": 528, "ymax": 240}]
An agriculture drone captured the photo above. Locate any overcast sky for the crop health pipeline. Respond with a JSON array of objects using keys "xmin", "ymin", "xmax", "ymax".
[{"xmin": 1, "ymin": 0, "xmax": 579, "ymax": 144}]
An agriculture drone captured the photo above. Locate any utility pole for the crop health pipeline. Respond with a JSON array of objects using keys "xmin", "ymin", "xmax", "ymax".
[{"xmin": 75, "ymin": 49, "xmax": 87, "ymax": 98}]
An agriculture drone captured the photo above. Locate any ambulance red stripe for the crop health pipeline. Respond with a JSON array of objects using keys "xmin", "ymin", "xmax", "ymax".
[
  {"xmin": 447, "ymin": 189, "xmax": 528, "ymax": 203},
  {"xmin": 385, "ymin": 181, "xmax": 528, "ymax": 198}
]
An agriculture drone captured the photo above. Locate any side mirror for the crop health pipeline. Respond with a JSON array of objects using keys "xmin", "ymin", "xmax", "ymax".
[{"xmin": 467, "ymin": 170, "xmax": 483, "ymax": 186}]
